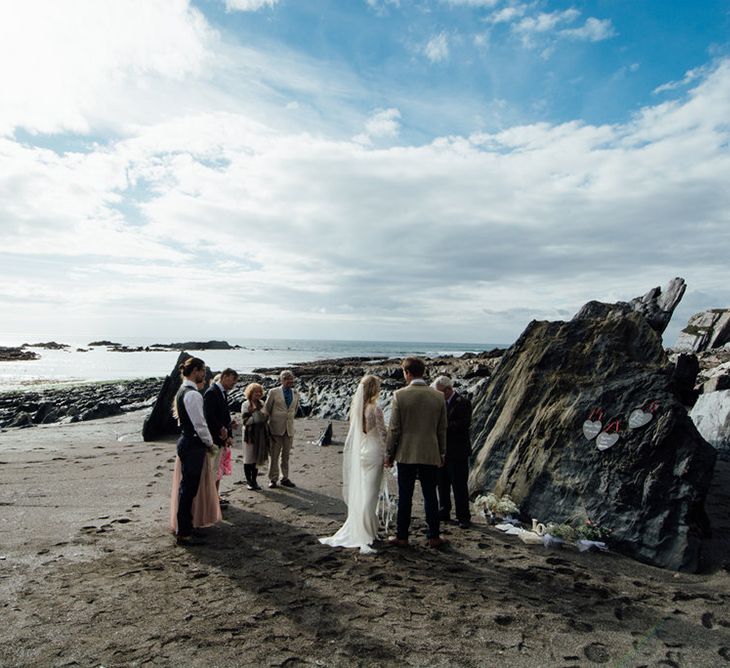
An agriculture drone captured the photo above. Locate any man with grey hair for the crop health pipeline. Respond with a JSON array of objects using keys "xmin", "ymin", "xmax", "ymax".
[
  {"xmin": 432, "ymin": 375, "xmax": 473, "ymax": 529},
  {"xmin": 264, "ymin": 370, "xmax": 300, "ymax": 488}
]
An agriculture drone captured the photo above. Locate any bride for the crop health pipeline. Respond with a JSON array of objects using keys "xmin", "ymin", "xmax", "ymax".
[{"xmin": 320, "ymin": 375, "xmax": 387, "ymax": 554}]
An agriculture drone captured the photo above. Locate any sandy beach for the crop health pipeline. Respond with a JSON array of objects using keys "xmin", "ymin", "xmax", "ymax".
[{"xmin": 1, "ymin": 412, "xmax": 729, "ymax": 667}]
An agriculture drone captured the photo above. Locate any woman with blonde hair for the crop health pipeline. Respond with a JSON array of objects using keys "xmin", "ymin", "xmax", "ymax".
[
  {"xmin": 241, "ymin": 382, "xmax": 271, "ymax": 491},
  {"xmin": 320, "ymin": 374, "xmax": 386, "ymax": 554}
]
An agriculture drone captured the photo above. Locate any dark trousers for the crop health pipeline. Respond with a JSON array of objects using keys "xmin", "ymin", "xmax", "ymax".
[
  {"xmin": 437, "ymin": 456, "xmax": 471, "ymax": 522},
  {"xmin": 176, "ymin": 436, "xmax": 206, "ymax": 537},
  {"xmin": 396, "ymin": 463, "xmax": 440, "ymax": 540}
]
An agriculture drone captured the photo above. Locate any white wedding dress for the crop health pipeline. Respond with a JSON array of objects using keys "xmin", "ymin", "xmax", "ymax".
[{"xmin": 320, "ymin": 384, "xmax": 386, "ymax": 554}]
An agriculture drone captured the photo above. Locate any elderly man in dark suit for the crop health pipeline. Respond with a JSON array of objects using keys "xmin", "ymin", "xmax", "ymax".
[
  {"xmin": 203, "ymin": 367, "xmax": 239, "ymax": 507},
  {"xmin": 385, "ymin": 357, "xmax": 448, "ymax": 548},
  {"xmin": 433, "ymin": 375, "xmax": 473, "ymax": 529}
]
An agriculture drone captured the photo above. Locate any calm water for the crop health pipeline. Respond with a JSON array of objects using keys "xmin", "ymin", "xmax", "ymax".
[{"xmin": 0, "ymin": 337, "xmax": 505, "ymax": 391}]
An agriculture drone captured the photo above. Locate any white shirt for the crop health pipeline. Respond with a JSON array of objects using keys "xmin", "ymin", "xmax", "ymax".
[
  {"xmin": 181, "ymin": 379, "xmax": 214, "ymax": 446},
  {"xmin": 410, "ymin": 379, "xmax": 427, "ymax": 386}
]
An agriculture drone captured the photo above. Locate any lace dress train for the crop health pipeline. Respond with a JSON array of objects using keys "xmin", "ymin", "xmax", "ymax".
[{"xmin": 320, "ymin": 400, "xmax": 386, "ymax": 554}]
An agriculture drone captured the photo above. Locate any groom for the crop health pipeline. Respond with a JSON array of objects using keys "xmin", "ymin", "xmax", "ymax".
[{"xmin": 385, "ymin": 357, "xmax": 448, "ymax": 548}]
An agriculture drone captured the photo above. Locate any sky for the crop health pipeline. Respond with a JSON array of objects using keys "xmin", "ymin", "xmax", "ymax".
[{"xmin": 1, "ymin": 0, "xmax": 729, "ymax": 346}]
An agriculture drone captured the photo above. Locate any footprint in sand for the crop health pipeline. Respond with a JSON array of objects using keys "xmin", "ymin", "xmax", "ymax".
[
  {"xmin": 583, "ymin": 642, "xmax": 610, "ymax": 663},
  {"xmin": 494, "ymin": 614, "xmax": 514, "ymax": 626},
  {"xmin": 568, "ymin": 618, "xmax": 594, "ymax": 632}
]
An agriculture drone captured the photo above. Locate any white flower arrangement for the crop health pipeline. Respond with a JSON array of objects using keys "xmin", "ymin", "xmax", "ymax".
[{"xmin": 473, "ymin": 492, "xmax": 519, "ymax": 518}]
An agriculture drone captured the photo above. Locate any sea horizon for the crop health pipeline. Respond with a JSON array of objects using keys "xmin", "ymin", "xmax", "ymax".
[{"xmin": 0, "ymin": 336, "xmax": 509, "ymax": 392}]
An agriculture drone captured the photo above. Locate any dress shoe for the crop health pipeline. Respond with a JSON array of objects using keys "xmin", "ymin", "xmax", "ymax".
[
  {"xmin": 219, "ymin": 499, "xmax": 230, "ymax": 507},
  {"xmin": 176, "ymin": 535, "xmax": 206, "ymax": 547},
  {"xmin": 427, "ymin": 537, "xmax": 449, "ymax": 549},
  {"xmin": 247, "ymin": 482, "xmax": 261, "ymax": 491},
  {"xmin": 458, "ymin": 520, "xmax": 471, "ymax": 529},
  {"xmin": 387, "ymin": 536, "xmax": 409, "ymax": 547},
  {"xmin": 280, "ymin": 478, "xmax": 296, "ymax": 488},
  {"xmin": 268, "ymin": 481, "xmax": 277, "ymax": 489}
]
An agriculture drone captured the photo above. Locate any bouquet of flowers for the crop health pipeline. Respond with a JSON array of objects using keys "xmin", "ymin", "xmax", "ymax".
[
  {"xmin": 473, "ymin": 492, "xmax": 519, "ymax": 522},
  {"xmin": 495, "ymin": 495, "xmax": 519, "ymax": 517},
  {"xmin": 576, "ymin": 520, "xmax": 611, "ymax": 542},
  {"xmin": 545, "ymin": 523, "xmax": 576, "ymax": 542}
]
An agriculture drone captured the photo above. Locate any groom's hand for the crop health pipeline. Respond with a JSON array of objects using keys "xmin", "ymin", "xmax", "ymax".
[{"xmin": 384, "ymin": 456, "xmax": 394, "ymax": 468}]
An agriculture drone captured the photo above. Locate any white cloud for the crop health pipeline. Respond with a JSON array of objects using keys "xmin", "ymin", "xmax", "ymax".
[
  {"xmin": 226, "ymin": 0, "xmax": 279, "ymax": 11},
  {"xmin": 5, "ymin": 59, "xmax": 730, "ymax": 341},
  {"xmin": 425, "ymin": 32, "xmax": 450, "ymax": 63},
  {"xmin": 441, "ymin": 0, "xmax": 500, "ymax": 6},
  {"xmin": 487, "ymin": 5, "xmax": 528, "ymax": 24},
  {"xmin": 654, "ymin": 66, "xmax": 707, "ymax": 94},
  {"xmin": 560, "ymin": 17, "xmax": 616, "ymax": 42},
  {"xmin": 514, "ymin": 9, "xmax": 580, "ymax": 35},
  {"xmin": 0, "ymin": 0, "xmax": 217, "ymax": 136},
  {"xmin": 473, "ymin": 33, "xmax": 489, "ymax": 48},
  {"xmin": 365, "ymin": 108, "xmax": 402, "ymax": 138},
  {"xmin": 1, "ymin": 2, "xmax": 728, "ymax": 344},
  {"xmin": 366, "ymin": 0, "xmax": 400, "ymax": 15}
]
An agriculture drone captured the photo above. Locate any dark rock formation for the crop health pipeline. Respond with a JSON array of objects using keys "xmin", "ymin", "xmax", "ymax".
[
  {"xmin": 142, "ymin": 352, "xmax": 191, "ymax": 442},
  {"xmin": 690, "ymin": 391, "xmax": 730, "ymax": 461},
  {"xmin": 674, "ymin": 308, "xmax": 730, "ymax": 353},
  {"xmin": 672, "ymin": 353, "xmax": 700, "ymax": 406},
  {"xmin": 0, "ymin": 346, "xmax": 39, "ymax": 362},
  {"xmin": 25, "ymin": 341, "xmax": 70, "ymax": 350},
  {"xmin": 253, "ymin": 352, "xmax": 504, "ymax": 421},
  {"xmin": 150, "ymin": 340, "xmax": 241, "ymax": 351},
  {"xmin": 0, "ymin": 378, "xmax": 160, "ymax": 428},
  {"xmin": 574, "ymin": 277, "xmax": 686, "ymax": 335},
  {"xmin": 318, "ymin": 422, "xmax": 333, "ymax": 446},
  {"xmin": 8, "ymin": 411, "xmax": 35, "ymax": 428},
  {"xmin": 468, "ymin": 311, "xmax": 716, "ymax": 572},
  {"xmin": 88, "ymin": 340, "xmax": 122, "ymax": 347}
]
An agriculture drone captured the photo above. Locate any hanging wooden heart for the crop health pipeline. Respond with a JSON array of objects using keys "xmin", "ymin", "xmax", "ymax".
[
  {"xmin": 583, "ymin": 419, "xmax": 602, "ymax": 440},
  {"xmin": 628, "ymin": 409, "xmax": 652, "ymax": 429},
  {"xmin": 596, "ymin": 432, "xmax": 619, "ymax": 450}
]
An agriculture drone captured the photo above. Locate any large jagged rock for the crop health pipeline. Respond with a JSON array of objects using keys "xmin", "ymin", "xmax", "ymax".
[
  {"xmin": 674, "ymin": 308, "xmax": 730, "ymax": 353},
  {"xmin": 468, "ymin": 311, "xmax": 716, "ymax": 572},
  {"xmin": 691, "ymin": 391, "xmax": 730, "ymax": 461},
  {"xmin": 574, "ymin": 277, "xmax": 686, "ymax": 335},
  {"xmin": 142, "ymin": 352, "xmax": 191, "ymax": 441}
]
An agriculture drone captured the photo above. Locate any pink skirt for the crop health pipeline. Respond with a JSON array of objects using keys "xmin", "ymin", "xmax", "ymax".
[{"xmin": 169, "ymin": 453, "xmax": 222, "ymax": 532}]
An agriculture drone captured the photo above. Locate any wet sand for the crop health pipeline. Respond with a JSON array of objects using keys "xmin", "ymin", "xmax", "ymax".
[{"xmin": 1, "ymin": 413, "xmax": 729, "ymax": 667}]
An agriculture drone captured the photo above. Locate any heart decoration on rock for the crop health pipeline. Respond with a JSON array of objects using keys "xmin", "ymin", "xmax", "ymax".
[
  {"xmin": 596, "ymin": 431, "xmax": 619, "ymax": 450},
  {"xmin": 596, "ymin": 418, "xmax": 623, "ymax": 451},
  {"xmin": 628, "ymin": 400, "xmax": 659, "ymax": 430},
  {"xmin": 582, "ymin": 407, "xmax": 604, "ymax": 441}
]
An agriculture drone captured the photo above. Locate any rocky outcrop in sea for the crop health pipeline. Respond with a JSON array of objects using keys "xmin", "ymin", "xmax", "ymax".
[
  {"xmin": 0, "ymin": 346, "xmax": 39, "ymax": 362},
  {"xmin": 88, "ymin": 340, "xmax": 242, "ymax": 353}
]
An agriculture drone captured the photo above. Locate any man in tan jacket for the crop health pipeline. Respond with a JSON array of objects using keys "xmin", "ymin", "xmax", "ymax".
[
  {"xmin": 264, "ymin": 370, "xmax": 300, "ymax": 488},
  {"xmin": 385, "ymin": 357, "xmax": 448, "ymax": 548}
]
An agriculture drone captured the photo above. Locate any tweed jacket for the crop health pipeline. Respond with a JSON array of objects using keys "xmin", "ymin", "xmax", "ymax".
[
  {"xmin": 385, "ymin": 383, "xmax": 447, "ymax": 466},
  {"xmin": 264, "ymin": 386, "xmax": 299, "ymax": 437}
]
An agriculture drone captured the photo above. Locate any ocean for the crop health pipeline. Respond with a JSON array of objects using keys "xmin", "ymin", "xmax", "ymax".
[{"xmin": 0, "ymin": 337, "xmax": 506, "ymax": 391}]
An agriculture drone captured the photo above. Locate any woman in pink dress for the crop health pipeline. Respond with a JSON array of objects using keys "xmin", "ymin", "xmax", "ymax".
[{"xmin": 169, "ymin": 378, "xmax": 222, "ymax": 532}]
